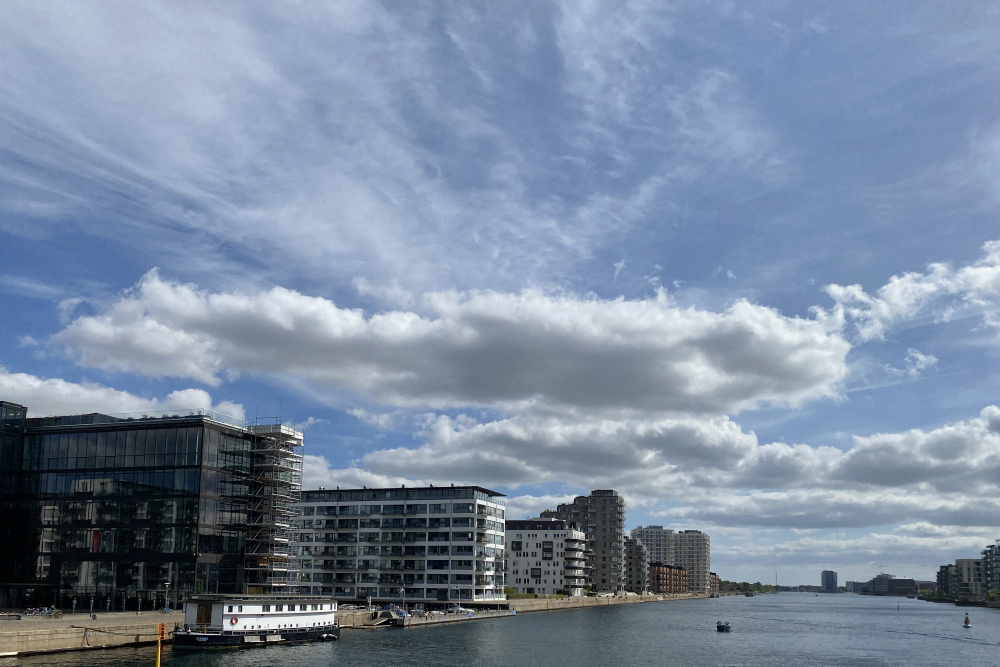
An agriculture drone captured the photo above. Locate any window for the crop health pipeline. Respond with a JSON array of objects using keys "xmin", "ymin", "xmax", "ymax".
[
  {"xmin": 275, "ymin": 605, "xmax": 284, "ymax": 612},
  {"xmin": 227, "ymin": 605, "xmax": 233, "ymax": 613},
  {"xmin": 238, "ymin": 606, "xmax": 243, "ymax": 612},
  {"xmin": 531, "ymin": 568, "xmax": 542, "ymax": 577},
  {"xmin": 262, "ymin": 604, "xmax": 271, "ymax": 612}
]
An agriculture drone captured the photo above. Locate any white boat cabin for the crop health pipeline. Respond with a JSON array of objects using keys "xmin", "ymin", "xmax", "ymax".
[{"xmin": 184, "ymin": 595, "xmax": 338, "ymax": 633}]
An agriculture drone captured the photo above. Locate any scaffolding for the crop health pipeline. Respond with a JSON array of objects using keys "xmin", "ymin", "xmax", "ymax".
[{"xmin": 244, "ymin": 424, "xmax": 303, "ymax": 594}]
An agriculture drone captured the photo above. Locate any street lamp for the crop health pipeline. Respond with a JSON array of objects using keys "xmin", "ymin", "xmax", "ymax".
[{"xmin": 164, "ymin": 582, "xmax": 171, "ymax": 611}]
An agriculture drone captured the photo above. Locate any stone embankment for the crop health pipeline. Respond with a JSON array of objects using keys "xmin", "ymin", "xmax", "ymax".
[
  {"xmin": 508, "ymin": 592, "xmax": 705, "ymax": 613},
  {"xmin": 337, "ymin": 593, "xmax": 706, "ymax": 629},
  {"xmin": 0, "ymin": 611, "xmax": 183, "ymax": 656}
]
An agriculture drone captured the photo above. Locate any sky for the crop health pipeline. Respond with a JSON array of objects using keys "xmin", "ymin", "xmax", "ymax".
[{"xmin": 2, "ymin": 0, "xmax": 1000, "ymax": 586}]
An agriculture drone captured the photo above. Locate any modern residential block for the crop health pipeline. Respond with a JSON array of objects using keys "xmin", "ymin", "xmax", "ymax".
[
  {"xmin": 624, "ymin": 537, "xmax": 649, "ymax": 593},
  {"xmin": 506, "ymin": 518, "xmax": 587, "ymax": 596},
  {"xmin": 821, "ymin": 570, "xmax": 838, "ymax": 593},
  {"xmin": 630, "ymin": 526, "xmax": 676, "ymax": 566},
  {"xmin": 648, "ymin": 563, "xmax": 687, "ymax": 595},
  {"xmin": 297, "ymin": 485, "xmax": 506, "ymax": 605},
  {"xmin": 541, "ymin": 489, "xmax": 626, "ymax": 593},
  {"xmin": 631, "ymin": 525, "xmax": 711, "ymax": 594},
  {"xmin": 675, "ymin": 530, "xmax": 711, "ymax": 594}
]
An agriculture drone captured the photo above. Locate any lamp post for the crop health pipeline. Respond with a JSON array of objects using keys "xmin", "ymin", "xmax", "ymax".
[{"xmin": 164, "ymin": 582, "xmax": 171, "ymax": 611}]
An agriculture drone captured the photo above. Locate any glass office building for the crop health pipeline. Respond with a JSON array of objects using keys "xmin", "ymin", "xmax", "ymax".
[{"xmin": 0, "ymin": 400, "xmax": 302, "ymax": 610}]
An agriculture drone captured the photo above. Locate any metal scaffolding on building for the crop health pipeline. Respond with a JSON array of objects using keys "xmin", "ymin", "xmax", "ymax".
[{"xmin": 245, "ymin": 423, "xmax": 303, "ymax": 594}]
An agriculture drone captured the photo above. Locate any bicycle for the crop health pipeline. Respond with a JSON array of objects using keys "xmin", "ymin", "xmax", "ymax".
[{"xmin": 158, "ymin": 606, "xmax": 173, "ymax": 614}]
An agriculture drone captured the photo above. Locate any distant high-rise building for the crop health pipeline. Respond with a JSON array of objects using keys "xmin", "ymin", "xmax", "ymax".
[
  {"xmin": 675, "ymin": 530, "xmax": 711, "ymax": 594},
  {"xmin": 630, "ymin": 525, "xmax": 675, "ymax": 565},
  {"xmin": 541, "ymin": 490, "xmax": 626, "ymax": 593},
  {"xmin": 821, "ymin": 570, "xmax": 838, "ymax": 592},
  {"xmin": 630, "ymin": 525, "xmax": 711, "ymax": 594}
]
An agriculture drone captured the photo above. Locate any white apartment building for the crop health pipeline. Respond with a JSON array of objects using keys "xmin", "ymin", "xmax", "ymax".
[
  {"xmin": 296, "ymin": 485, "xmax": 506, "ymax": 605},
  {"xmin": 506, "ymin": 519, "xmax": 587, "ymax": 596}
]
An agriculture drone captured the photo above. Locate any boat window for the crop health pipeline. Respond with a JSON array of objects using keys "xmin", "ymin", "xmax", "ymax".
[
  {"xmin": 262, "ymin": 604, "xmax": 271, "ymax": 612},
  {"xmin": 227, "ymin": 606, "xmax": 233, "ymax": 612},
  {"xmin": 275, "ymin": 605, "xmax": 283, "ymax": 612},
  {"xmin": 238, "ymin": 606, "xmax": 243, "ymax": 612},
  {"xmin": 289, "ymin": 604, "xmax": 296, "ymax": 611}
]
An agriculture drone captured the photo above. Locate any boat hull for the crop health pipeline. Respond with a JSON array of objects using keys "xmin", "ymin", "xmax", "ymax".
[{"xmin": 174, "ymin": 626, "xmax": 339, "ymax": 648}]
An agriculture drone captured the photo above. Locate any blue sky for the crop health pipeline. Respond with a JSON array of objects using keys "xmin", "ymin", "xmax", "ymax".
[{"xmin": 3, "ymin": 0, "xmax": 1000, "ymax": 585}]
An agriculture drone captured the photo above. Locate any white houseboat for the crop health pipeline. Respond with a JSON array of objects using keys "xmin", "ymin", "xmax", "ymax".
[{"xmin": 175, "ymin": 594, "xmax": 339, "ymax": 647}]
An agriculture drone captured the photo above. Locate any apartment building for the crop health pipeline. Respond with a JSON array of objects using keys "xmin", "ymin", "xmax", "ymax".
[
  {"xmin": 676, "ymin": 530, "xmax": 711, "ymax": 594},
  {"xmin": 648, "ymin": 563, "xmax": 687, "ymax": 595},
  {"xmin": 630, "ymin": 526, "xmax": 675, "ymax": 565},
  {"xmin": 821, "ymin": 570, "xmax": 838, "ymax": 592},
  {"xmin": 624, "ymin": 537, "xmax": 649, "ymax": 593},
  {"xmin": 297, "ymin": 485, "xmax": 506, "ymax": 605},
  {"xmin": 506, "ymin": 518, "xmax": 587, "ymax": 596},
  {"xmin": 955, "ymin": 558, "xmax": 985, "ymax": 598},
  {"xmin": 541, "ymin": 489, "xmax": 626, "ymax": 593}
]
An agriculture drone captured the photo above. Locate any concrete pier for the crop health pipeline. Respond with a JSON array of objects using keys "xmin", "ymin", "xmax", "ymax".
[{"xmin": 0, "ymin": 611, "xmax": 183, "ymax": 656}]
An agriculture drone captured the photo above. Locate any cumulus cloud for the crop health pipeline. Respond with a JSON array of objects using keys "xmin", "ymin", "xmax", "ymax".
[
  {"xmin": 341, "ymin": 404, "xmax": 1000, "ymax": 532},
  {"xmin": 0, "ymin": 366, "xmax": 244, "ymax": 419},
  {"xmin": 53, "ymin": 270, "xmax": 850, "ymax": 416},
  {"xmin": 303, "ymin": 454, "xmax": 419, "ymax": 491},
  {"xmin": 824, "ymin": 239, "xmax": 1000, "ymax": 341}
]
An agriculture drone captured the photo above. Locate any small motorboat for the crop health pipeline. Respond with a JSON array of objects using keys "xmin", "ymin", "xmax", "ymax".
[
  {"xmin": 964, "ymin": 614, "xmax": 972, "ymax": 629},
  {"xmin": 716, "ymin": 621, "xmax": 731, "ymax": 632}
]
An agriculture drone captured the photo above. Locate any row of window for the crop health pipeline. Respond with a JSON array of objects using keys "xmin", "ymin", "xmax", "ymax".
[
  {"xmin": 301, "ymin": 503, "xmax": 481, "ymax": 516},
  {"xmin": 226, "ymin": 603, "xmax": 330, "ymax": 613}
]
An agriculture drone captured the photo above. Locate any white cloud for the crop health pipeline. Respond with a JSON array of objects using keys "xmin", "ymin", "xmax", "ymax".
[
  {"xmin": 613, "ymin": 258, "xmax": 626, "ymax": 281},
  {"xmin": 0, "ymin": 366, "xmax": 244, "ymax": 419},
  {"xmin": 352, "ymin": 277, "xmax": 414, "ymax": 308},
  {"xmin": 303, "ymin": 454, "xmax": 419, "ymax": 491},
  {"xmin": 54, "ymin": 270, "xmax": 850, "ymax": 416},
  {"xmin": 823, "ymin": 239, "xmax": 1000, "ymax": 341},
  {"xmin": 505, "ymin": 494, "xmax": 577, "ymax": 520},
  {"xmin": 290, "ymin": 417, "xmax": 328, "ymax": 432}
]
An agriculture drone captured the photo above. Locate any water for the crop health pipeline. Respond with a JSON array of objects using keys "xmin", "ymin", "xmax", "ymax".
[{"xmin": 7, "ymin": 594, "xmax": 1000, "ymax": 667}]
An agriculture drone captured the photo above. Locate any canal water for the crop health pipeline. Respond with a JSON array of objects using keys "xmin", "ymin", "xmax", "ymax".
[{"xmin": 7, "ymin": 594, "xmax": 1000, "ymax": 667}]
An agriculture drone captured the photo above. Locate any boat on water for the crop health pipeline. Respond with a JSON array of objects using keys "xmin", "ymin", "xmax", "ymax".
[
  {"xmin": 174, "ymin": 594, "xmax": 339, "ymax": 648},
  {"xmin": 744, "ymin": 592, "xmax": 754, "ymax": 597},
  {"xmin": 964, "ymin": 614, "xmax": 972, "ymax": 629},
  {"xmin": 716, "ymin": 621, "xmax": 732, "ymax": 632}
]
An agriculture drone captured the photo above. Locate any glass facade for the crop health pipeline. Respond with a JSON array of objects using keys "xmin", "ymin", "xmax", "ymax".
[{"xmin": 0, "ymin": 403, "xmax": 256, "ymax": 610}]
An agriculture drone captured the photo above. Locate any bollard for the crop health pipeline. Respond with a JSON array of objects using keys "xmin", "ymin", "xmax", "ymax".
[{"xmin": 156, "ymin": 623, "xmax": 165, "ymax": 667}]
